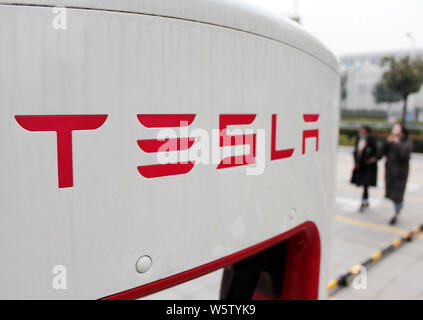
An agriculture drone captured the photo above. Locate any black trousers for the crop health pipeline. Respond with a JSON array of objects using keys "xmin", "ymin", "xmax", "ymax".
[{"xmin": 362, "ymin": 185, "xmax": 369, "ymax": 201}]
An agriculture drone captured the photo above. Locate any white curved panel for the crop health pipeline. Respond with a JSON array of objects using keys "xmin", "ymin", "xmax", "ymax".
[
  {"xmin": 0, "ymin": 3, "xmax": 339, "ymax": 299},
  {"xmin": 0, "ymin": 0, "xmax": 338, "ymax": 69}
]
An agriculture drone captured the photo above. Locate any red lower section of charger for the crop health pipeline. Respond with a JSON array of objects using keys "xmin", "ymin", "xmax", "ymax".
[{"xmin": 101, "ymin": 221, "xmax": 321, "ymax": 300}]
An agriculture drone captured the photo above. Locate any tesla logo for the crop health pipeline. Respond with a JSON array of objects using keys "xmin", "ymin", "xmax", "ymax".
[
  {"xmin": 302, "ymin": 114, "xmax": 319, "ymax": 154},
  {"xmin": 15, "ymin": 115, "xmax": 108, "ymax": 188},
  {"xmin": 217, "ymin": 114, "xmax": 257, "ymax": 169},
  {"xmin": 15, "ymin": 113, "xmax": 319, "ymax": 188},
  {"xmin": 136, "ymin": 114, "xmax": 197, "ymax": 178},
  {"xmin": 271, "ymin": 114, "xmax": 294, "ymax": 161}
]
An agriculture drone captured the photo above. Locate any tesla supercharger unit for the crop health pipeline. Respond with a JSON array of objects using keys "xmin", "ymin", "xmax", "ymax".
[{"xmin": 0, "ymin": 0, "xmax": 339, "ymax": 299}]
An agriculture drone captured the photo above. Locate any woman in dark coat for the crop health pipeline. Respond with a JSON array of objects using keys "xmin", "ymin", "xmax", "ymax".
[
  {"xmin": 382, "ymin": 124, "xmax": 413, "ymax": 225},
  {"xmin": 351, "ymin": 126, "xmax": 378, "ymax": 212}
]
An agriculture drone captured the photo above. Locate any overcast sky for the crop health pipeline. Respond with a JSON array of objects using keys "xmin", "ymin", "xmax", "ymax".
[{"xmin": 255, "ymin": 0, "xmax": 423, "ymax": 57}]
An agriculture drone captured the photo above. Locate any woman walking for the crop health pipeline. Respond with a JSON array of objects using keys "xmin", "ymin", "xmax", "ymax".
[
  {"xmin": 351, "ymin": 126, "xmax": 378, "ymax": 212},
  {"xmin": 382, "ymin": 124, "xmax": 413, "ymax": 225}
]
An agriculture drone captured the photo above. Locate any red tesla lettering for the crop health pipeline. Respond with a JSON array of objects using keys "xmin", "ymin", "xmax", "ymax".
[
  {"xmin": 271, "ymin": 114, "xmax": 294, "ymax": 161},
  {"xmin": 302, "ymin": 114, "xmax": 319, "ymax": 155},
  {"xmin": 217, "ymin": 114, "xmax": 256, "ymax": 169},
  {"xmin": 137, "ymin": 114, "xmax": 196, "ymax": 178},
  {"xmin": 137, "ymin": 114, "xmax": 195, "ymax": 128},
  {"xmin": 137, "ymin": 138, "xmax": 195, "ymax": 153},
  {"xmin": 136, "ymin": 162, "xmax": 195, "ymax": 179},
  {"xmin": 15, "ymin": 115, "xmax": 108, "ymax": 188}
]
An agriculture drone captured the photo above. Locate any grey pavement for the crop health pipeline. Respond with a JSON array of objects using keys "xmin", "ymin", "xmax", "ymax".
[
  {"xmin": 145, "ymin": 147, "xmax": 423, "ymax": 300},
  {"xmin": 329, "ymin": 146, "xmax": 423, "ymax": 300}
]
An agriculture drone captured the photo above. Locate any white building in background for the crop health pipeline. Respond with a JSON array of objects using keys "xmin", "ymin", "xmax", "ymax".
[{"xmin": 340, "ymin": 49, "xmax": 423, "ymax": 122}]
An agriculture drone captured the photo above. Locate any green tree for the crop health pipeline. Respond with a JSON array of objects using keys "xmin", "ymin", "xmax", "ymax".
[
  {"xmin": 373, "ymin": 81, "xmax": 401, "ymax": 104},
  {"xmin": 341, "ymin": 73, "xmax": 348, "ymax": 102},
  {"xmin": 381, "ymin": 56, "xmax": 423, "ymax": 123}
]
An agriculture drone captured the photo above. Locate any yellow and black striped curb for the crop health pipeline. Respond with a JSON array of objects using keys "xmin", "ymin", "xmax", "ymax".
[{"xmin": 327, "ymin": 223, "xmax": 423, "ymax": 292}]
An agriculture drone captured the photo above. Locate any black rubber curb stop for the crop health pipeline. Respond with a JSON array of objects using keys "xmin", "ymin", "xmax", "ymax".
[{"xmin": 327, "ymin": 223, "xmax": 423, "ymax": 292}]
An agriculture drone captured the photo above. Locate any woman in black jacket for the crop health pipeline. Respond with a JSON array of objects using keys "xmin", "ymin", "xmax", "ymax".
[
  {"xmin": 381, "ymin": 124, "xmax": 413, "ymax": 225},
  {"xmin": 351, "ymin": 126, "xmax": 378, "ymax": 212}
]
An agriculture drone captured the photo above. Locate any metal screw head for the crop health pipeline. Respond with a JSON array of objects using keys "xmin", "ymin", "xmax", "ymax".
[{"xmin": 136, "ymin": 255, "xmax": 152, "ymax": 274}]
